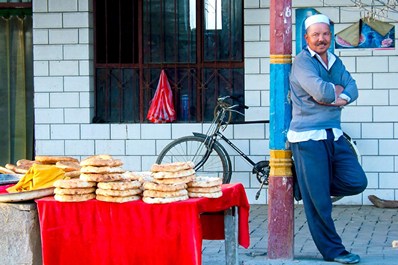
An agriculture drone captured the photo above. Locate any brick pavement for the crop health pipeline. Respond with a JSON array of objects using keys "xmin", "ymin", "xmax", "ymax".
[{"xmin": 202, "ymin": 205, "xmax": 398, "ymax": 265}]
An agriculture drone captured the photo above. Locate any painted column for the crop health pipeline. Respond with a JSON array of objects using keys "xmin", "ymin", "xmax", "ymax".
[{"xmin": 268, "ymin": 0, "xmax": 294, "ymax": 259}]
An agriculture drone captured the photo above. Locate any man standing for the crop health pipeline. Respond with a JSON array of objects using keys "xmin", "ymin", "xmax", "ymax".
[{"xmin": 288, "ymin": 14, "xmax": 368, "ymax": 264}]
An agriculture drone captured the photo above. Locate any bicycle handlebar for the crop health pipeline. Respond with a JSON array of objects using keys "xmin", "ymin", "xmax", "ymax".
[{"xmin": 218, "ymin": 96, "xmax": 249, "ymax": 109}]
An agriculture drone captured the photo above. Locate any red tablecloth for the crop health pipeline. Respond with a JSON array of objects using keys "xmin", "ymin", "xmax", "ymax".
[{"xmin": 36, "ymin": 183, "xmax": 250, "ymax": 265}]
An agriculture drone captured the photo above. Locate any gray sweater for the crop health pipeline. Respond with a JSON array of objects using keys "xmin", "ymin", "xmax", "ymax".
[{"xmin": 289, "ymin": 48, "xmax": 358, "ymax": 132}]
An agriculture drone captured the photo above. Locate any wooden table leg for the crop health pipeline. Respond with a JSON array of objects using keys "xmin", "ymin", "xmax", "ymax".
[{"xmin": 224, "ymin": 206, "xmax": 238, "ymax": 265}]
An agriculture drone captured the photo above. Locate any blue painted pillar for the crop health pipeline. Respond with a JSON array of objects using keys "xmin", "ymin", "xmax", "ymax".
[{"xmin": 267, "ymin": 0, "xmax": 294, "ymax": 259}]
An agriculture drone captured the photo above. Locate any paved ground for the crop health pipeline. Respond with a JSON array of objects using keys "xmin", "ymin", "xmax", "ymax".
[{"xmin": 202, "ymin": 205, "xmax": 398, "ymax": 264}]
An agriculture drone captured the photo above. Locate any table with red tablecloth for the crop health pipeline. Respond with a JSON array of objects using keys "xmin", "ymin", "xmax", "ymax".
[{"xmin": 36, "ymin": 183, "xmax": 250, "ymax": 265}]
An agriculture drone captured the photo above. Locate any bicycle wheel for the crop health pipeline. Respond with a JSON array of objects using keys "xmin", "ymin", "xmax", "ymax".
[{"xmin": 156, "ymin": 136, "xmax": 232, "ymax": 183}]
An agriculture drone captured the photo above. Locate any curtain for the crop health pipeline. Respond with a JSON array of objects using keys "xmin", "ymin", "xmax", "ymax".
[{"xmin": 0, "ymin": 10, "xmax": 33, "ymax": 165}]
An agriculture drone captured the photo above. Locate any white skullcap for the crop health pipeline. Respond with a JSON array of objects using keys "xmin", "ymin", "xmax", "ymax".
[{"xmin": 304, "ymin": 14, "xmax": 330, "ymax": 30}]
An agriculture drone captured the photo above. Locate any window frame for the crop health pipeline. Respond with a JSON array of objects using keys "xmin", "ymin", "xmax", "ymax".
[{"xmin": 93, "ymin": 0, "xmax": 244, "ymax": 123}]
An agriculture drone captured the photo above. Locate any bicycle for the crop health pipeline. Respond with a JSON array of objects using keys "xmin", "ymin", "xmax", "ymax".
[{"xmin": 156, "ymin": 96, "xmax": 360, "ymax": 200}]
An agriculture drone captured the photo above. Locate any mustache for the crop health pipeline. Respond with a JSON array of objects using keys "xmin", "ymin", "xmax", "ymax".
[{"xmin": 316, "ymin": 41, "xmax": 328, "ymax": 46}]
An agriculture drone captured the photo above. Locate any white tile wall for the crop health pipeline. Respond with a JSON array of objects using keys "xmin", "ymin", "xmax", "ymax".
[
  {"xmin": 48, "ymin": 0, "xmax": 77, "ymax": 12},
  {"xmin": 32, "ymin": 0, "xmax": 398, "ymax": 204}
]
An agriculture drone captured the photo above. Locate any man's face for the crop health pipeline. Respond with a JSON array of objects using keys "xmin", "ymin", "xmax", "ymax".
[{"xmin": 304, "ymin": 23, "xmax": 331, "ymax": 55}]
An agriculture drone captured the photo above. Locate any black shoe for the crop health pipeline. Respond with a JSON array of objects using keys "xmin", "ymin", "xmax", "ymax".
[{"xmin": 333, "ymin": 252, "xmax": 360, "ymax": 264}]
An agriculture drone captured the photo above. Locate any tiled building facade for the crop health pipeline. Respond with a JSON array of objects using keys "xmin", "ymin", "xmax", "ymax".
[{"xmin": 32, "ymin": 0, "xmax": 398, "ymax": 204}]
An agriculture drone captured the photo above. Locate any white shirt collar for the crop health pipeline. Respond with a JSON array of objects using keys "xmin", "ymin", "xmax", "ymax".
[{"xmin": 307, "ymin": 47, "xmax": 336, "ymax": 70}]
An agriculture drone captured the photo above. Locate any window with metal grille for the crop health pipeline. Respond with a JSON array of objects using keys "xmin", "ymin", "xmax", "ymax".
[{"xmin": 94, "ymin": 0, "xmax": 244, "ymax": 123}]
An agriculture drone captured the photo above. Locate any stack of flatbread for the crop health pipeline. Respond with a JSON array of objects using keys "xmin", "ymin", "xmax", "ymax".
[
  {"xmin": 79, "ymin": 155, "xmax": 143, "ymax": 203},
  {"xmin": 35, "ymin": 155, "xmax": 79, "ymax": 165},
  {"xmin": 53, "ymin": 178, "xmax": 97, "ymax": 202},
  {"xmin": 55, "ymin": 160, "xmax": 81, "ymax": 178},
  {"xmin": 142, "ymin": 161, "xmax": 196, "ymax": 204},
  {"xmin": 96, "ymin": 179, "xmax": 142, "ymax": 203},
  {"xmin": 1, "ymin": 159, "xmax": 37, "ymax": 175},
  {"xmin": 79, "ymin": 155, "xmax": 126, "ymax": 182},
  {"xmin": 187, "ymin": 176, "xmax": 223, "ymax": 198}
]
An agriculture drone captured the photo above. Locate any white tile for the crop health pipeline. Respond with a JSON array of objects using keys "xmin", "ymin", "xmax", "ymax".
[
  {"xmin": 33, "ymin": 0, "xmax": 48, "ymax": 12},
  {"xmin": 126, "ymin": 140, "xmax": 156, "ymax": 155},
  {"xmin": 121, "ymin": 156, "xmax": 142, "ymax": 171},
  {"xmin": 33, "ymin": 29, "xmax": 49, "ymax": 45},
  {"xmin": 49, "ymin": 0, "xmax": 78, "ymax": 12},
  {"xmin": 341, "ymin": 106, "xmax": 373, "ymax": 122},
  {"xmin": 34, "ymin": 61, "xmax": 49, "ymax": 76},
  {"xmin": 63, "ymin": 12, "xmax": 90, "ymax": 28},
  {"xmin": 141, "ymin": 124, "xmax": 171, "ymax": 139},
  {"xmin": 64, "ymin": 44, "xmax": 91, "ymax": 60},
  {"xmin": 34, "ymin": 93, "xmax": 50, "ymax": 108},
  {"xmin": 356, "ymin": 90, "xmax": 389, "ymax": 105},
  {"xmin": 35, "ymin": 108, "xmax": 64, "ymax": 124},
  {"xmin": 250, "ymin": 139, "xmax": 269, "ymax": 155},
  {"xmin": 379, "ymin": 140, "xmax": 398, "ymax": 155},
  {"xmin": 362, "ymin": 123, "xmax": 394, "ymax": 138},
  {"xmin": 65, "ymin": 140, "xmax": 94, "ymax": 156},
  {"xmin": 50, "ymin": 93, "xmax": 79, "ymax": 108},
  {"xmin": 374, "ymin": 107, "xmax": 398, "ymax": 122},
  {"xmin": 35, "ymin": 125, "xmax": 50, "ymax": 140},
  {"xmin": 50, "ymin": 61, "xmax": 79, "ymax": 76},
  {"xmin": 374, "ymin": 73, "xmax": 398, "ymax": 89},
  {"xmin": 64, "ymin": 76, "xmax": 91, "ymax": 91},
  {"xmin": 244, "ymin": 9, "xmax": 268, "ymax": 25},
  {"xmin": 244, "ymin": 26, "xmax": 260, "ymax": 41},
  {"xmin": 362, "ymin": 156, "xmax": 394, "ymax": 172},
  {"xmin": 51, "ymin": 124, "xmax": 80, "ymax": 139},
  {"xmin": 34, "ymin": 45, "xmax": 63, "ymax": 60},
  {"xmin": 35, "ymin": 140, "xmax": 65, "ymax": 155},
  {"xmin": 357, "ymin": 57, "xmax": 389, "ymax": 73},
  {"xmin": 81, "ymin": 124, "xmax": 110, "ymax": 139},
  {"xmin": 33, "ymin": 13, "xmax": 62, "ymax": 29},
  {"xmin": 379, "ymin": 173, "xmax": 398, "ymax": 189},
  {"xmin": 64, "ymin": 108, "xmax": 91, "ymax": 123},
  {"xmin": 95, "ymin": 140, "xmax": 125, "ymax": 155},
  {"xmin": 171, "ymin": 124, "xmax": 202, "ymax": 139},
  {"xmin": 244, "ymin": 42, "xmax": 269, "ymax": 58},
  {"xmin": 34, "ymin": 76, "xmax": 64, "ymax": 92},
  {"xmin": 49, "ymin": 29, "xmax": 79, "ymax": 44}
]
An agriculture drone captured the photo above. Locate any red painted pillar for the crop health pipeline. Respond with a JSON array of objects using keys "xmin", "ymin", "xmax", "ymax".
[{"xmin": 268, "ymin": 0, "xmax": 294, "ymax": 259}]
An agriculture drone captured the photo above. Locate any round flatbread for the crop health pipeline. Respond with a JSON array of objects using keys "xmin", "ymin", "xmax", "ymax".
[
  {"xmin": 0, "ymin": 166, "xmax": 16, "ymax": 174},
  {"xmin": 143, "ymin": 182, "xmax": 187, "ymax": 192},
  {"xmin": 152, "ymin": 168, "xmax": 195, "ymax": 179},
  {"xmin": 96, "ymin": 188, "xmax": 142, "ymax": 197},
  {"xmin": 188, "ymin": 191, "xmax": 223, "ymax": 198},
  {"xmin": 80, "ymin": 173, "xmax": 127, "ymax": 182},
  {"xmin": 54, "ymin": 187, "xmax": 95, "ymax": 195},
  {"xmin": 80, "ymin": 166, "xmax": 125, "ymax": 174},
  {"xmin": 14, "ymin": 167, "xmax": 29, "ymax": 174},
  {"xmin": 54, "ymin": 193, "xmax": 96, "ymax": 202},
  {"xmin": 96, "ymin": 194, "xmax": 141, "ymax": 203},
  {"xmin": 142, "ymin": 195, "xmax": 189, "ymax": 204},
  {"xmin": 80, "ymin": 155, "xmax": 123, "ymax": 167},
  {"xmin": 35, "ymin": 156, "xmax": 79, "ymax": 164},
  {"xmin": 143, "ymin": 189, "xmax": 188, "ymax": 198},
  {"xmin": 16, "ymin": 159, "xmax": 36, "ymax": 168},
  {"xmin": 98, "ymin": 180, "xmax": 141, "ymax": 190},
  {"xmin": 56, "ymin": 161, "xmax": 81, "ymax": 172},
  {"xmin": 122, "ymin": 171, "xmax": 149, "ymax": 181},
  {"xmin": 150, "ymin": 161, "xmax": 195, "ymax": 172},
  {"xmin": 53, "ymin": 178, "xmax": 97, "ymax": 188},
  {"xmin": 64, "ymin": 170, "xmax": 81, "ymax": 178},
  {"xmin": 187, "ymin": 186, "xmax": 221, "ymax": 193},
  {"xmin": 187, "ymin": 176, "xmax": 222, "ymax": 188},
  {"xmin": 152, "ymin": 175, "xmax": 195, "ymax": 185}
]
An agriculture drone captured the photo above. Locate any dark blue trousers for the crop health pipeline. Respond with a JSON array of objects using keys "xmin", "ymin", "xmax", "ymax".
[{"xmin": 291, "ymin": 130, "xmax": 367, "ymax": 260}]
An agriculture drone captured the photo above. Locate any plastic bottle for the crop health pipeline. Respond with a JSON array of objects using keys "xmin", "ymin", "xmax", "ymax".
[{"xmin": 181, "ymin": 94, "xmax": 189, "ymax": 122}]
